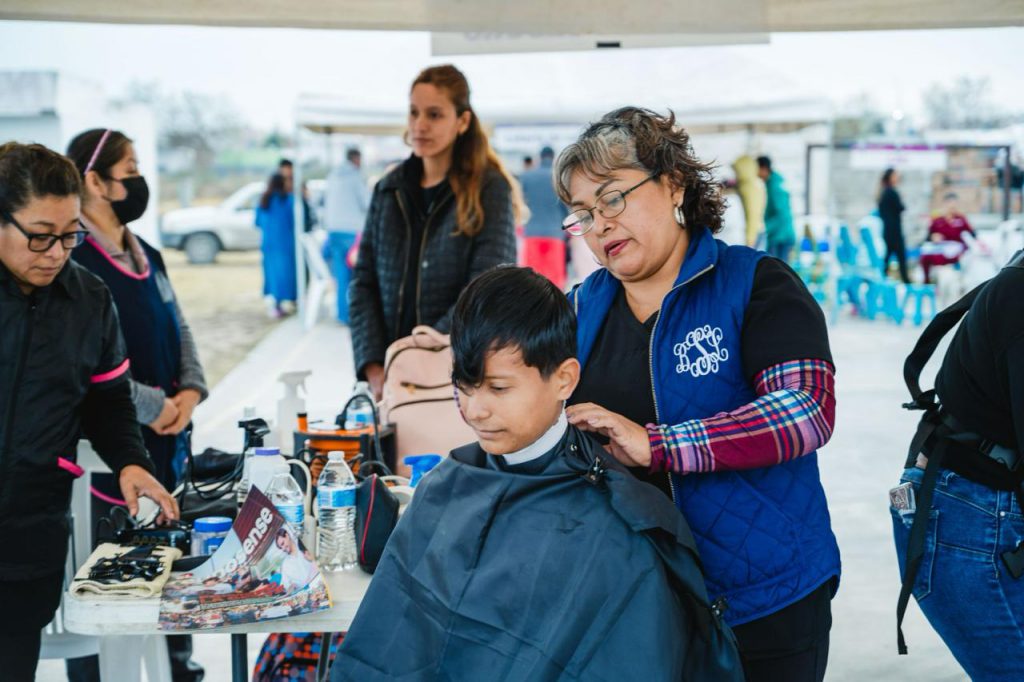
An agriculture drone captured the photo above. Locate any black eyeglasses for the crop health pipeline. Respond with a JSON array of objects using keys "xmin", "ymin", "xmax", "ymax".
[
  {"xmin": 562, "ymin": 173, "xmax": 659, "ymax": 237},
  {"xmin": 3, "ymin": 212, "xmax": 89, "ymax": 253}
]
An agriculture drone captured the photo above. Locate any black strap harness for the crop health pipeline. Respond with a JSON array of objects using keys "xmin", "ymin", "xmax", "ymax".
[{"xmin": 896, "ymin": 250, "xmax": 1024, "ymax": 655}]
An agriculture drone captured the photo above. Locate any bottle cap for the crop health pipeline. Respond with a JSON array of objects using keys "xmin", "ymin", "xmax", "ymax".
[
  {"xmin": 327, "ymin": 451, "xmax": 345, "ymax": 462},
  {"xmin": 194, "ymin": 516, "xmax": 233, "ymax": 533},
  {"xmin": 254, "ymin": 447, "xmax": 280, "ymax": 456}
]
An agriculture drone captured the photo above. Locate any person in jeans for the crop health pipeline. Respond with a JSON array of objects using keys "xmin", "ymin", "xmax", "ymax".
[
  {"xmin": 557, "ymin": 107, "xmax": 840, "ymax": 681},
  {"xmin": 323, "ymin": 147, "xmax": 370, "ymax": 324},
  {"xmin": 892, "ymin": 252, "xmax": 1024, "ymax": 681}
]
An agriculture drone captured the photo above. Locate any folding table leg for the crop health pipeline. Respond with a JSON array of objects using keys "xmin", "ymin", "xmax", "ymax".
[{"xmin": 231, "ymin": 633, "xmax": 248, "ymax": 682}]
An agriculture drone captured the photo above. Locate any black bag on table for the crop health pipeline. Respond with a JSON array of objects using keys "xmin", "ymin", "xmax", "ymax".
[{"xmin": 353, "ymin": 461, "xmax": 400, "ymax": 574}]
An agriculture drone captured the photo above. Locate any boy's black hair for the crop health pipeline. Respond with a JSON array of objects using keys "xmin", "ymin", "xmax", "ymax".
[
  {"xmin": 756, "ymin": 155, "xmax": 772, "ymax": 171},
  {"xmin": 451, "ymin": 265, "xmax": 576, "ymax": 388}
]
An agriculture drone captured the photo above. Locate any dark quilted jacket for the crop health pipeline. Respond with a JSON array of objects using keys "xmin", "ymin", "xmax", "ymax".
[{"xmin": 349, "ymin": 156, "xmax": 516, "ymax": 377}]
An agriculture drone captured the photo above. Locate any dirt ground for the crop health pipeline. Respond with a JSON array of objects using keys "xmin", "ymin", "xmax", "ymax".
[{"xmin": 163, "ymin": 250, "xmax": 282, "ymax": 387}]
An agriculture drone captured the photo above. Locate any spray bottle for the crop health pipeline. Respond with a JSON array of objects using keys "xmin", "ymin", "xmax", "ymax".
[{"xmin": 277, "ymin": 370, "xmax": 312, "ymax": 453}]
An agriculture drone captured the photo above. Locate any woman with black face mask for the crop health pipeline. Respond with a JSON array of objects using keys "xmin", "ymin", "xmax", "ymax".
[{"xmin": 65, "ymin": 129, "xmax": 206, "ymax": 682}]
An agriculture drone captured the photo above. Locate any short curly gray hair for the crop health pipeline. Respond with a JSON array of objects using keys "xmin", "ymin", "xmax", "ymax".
[{"xmin": 554, "ymin": 107, "xmax": 724, "ymax": 233}]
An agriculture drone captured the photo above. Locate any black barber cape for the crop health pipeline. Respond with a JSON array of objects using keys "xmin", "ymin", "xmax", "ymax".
[{"xmin": 332, "ymin": 426, "xmax": 742, "ymax": 681}]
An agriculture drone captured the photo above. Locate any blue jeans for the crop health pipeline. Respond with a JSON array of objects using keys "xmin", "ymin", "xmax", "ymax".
[
  {"xmin": 891, "ymin": 466, "xmax": 1024, "ymax": 680},
  {"xmin": 327, "ymin": 231, "xmax": 358, "ymax": 324},
  {"xmin": 767, "ymin": 240, "xmax": 794, "ymax": 263}
]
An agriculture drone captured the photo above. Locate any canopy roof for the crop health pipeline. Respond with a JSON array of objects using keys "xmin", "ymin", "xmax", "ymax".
[
  {"xmin": 2, "ymin": 0, "xmax": 1021, "ymax": 33},
  {"xmin": 296, "ymin": 50, "xmax": 833, "ymax": 135}
]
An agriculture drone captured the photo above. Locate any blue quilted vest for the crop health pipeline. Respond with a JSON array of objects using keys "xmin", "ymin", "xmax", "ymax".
[
  {"xmin": 73, "ymin": 235, "xmax": 182, "ymax": 486},
  {"xmin": 573, "ymin": 228, "xmax": 840, "ymax": 625}
]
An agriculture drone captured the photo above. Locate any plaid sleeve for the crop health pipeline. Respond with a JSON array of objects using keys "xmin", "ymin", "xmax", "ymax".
[{"xmin": 647, "ymin": 359, "xmax": 836, "ymax": 474}]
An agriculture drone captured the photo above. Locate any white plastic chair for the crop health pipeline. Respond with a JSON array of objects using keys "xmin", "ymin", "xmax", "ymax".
[{"xmin": 301, "ymin": 229, "xmax": 333, "ymax": 329}]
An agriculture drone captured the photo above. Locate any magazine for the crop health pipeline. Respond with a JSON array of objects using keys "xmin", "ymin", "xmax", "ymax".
[{"xmin": 159, "ymin": 487, "xmax": 331, "ymax": 630}]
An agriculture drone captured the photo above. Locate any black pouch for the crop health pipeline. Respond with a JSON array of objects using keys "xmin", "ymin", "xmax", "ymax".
[
  {"xmin": 191, "ymin": 447, "xmax": 242, "ymax": 479},
  {"xmin": 354, "ymin": 473, "xmax": 400, "ymax": 574}
]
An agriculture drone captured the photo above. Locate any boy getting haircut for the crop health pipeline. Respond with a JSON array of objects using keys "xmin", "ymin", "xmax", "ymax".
[
  {"xmin": 449, "ymin": 266, "xmax": 580, "ymax": 457},
  {"xmin": 333, "ymin": 267, "xmax": 742, "ymax": 682},
  {"xmin": 451, "ymin": 265, "xmax": 576, "ymax": 389}
]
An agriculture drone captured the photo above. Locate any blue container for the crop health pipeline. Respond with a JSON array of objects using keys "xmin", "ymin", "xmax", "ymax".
[
  {"xmin": 404, "ymin": 454, "xmax": 443, "ymax": 487},
  {"xmin": 191, "ymin": 516, "xmax": 232, "ymax": 556}
]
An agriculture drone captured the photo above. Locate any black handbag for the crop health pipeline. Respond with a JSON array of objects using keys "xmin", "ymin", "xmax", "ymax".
[{"xmin": 354, "ymin": 470, "xmax": 400, "ymax": 574}]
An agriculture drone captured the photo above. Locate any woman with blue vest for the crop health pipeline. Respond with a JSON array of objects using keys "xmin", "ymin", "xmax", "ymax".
[
  {"xmin": 560, "ymin": 108, "xmax": 840, "ymax": 682},
  {"xmin": 66, "ymin": 129, "xmax": 206, "ymax": 682}
]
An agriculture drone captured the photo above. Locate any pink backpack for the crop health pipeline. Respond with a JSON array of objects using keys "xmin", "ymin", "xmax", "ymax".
[{"xmin": 380, "ymin": 326, "xmax": 476, "ymax": 477}]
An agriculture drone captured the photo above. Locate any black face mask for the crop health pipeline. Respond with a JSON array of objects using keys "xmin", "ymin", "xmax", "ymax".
[{"xmin": 109, "ymin": 175, "xmax": 150, "ymax": 225}]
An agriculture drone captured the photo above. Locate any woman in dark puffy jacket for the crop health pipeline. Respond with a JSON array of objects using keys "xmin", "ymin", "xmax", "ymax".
[{"xmin": 349, "ymin": 64, "xmax": 524, "ymax": 399}]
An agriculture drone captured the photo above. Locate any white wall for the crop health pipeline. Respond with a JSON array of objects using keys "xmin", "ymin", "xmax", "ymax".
[{"xmin": 55, "ymin": 73, "xmax": 161, "ymax": 245}]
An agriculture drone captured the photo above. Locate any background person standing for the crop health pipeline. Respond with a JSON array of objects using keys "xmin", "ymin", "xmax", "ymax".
[
  {"xmin": 519, "ymin": 146, "xmax": 568, "ymax": 289},
  {"xmin": 879, "ymin": 167, "xmax": 911, "ymax": 284},
  {"xmin": 757, "ymin": 155, "xmax": 796, "ymax": 262},
  {"xmin": 256, "ymin": 172, "xmax": 298, "ymax": 318},
  {"xmin": 349, "ymin": 64, "xmax": 522, "ymax": 399},
  {"xmin": 323, "ymin": 147, "xmax": 369, "ymax": 324}
]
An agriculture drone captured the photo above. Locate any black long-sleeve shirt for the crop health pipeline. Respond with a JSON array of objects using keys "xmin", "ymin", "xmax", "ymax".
[
  {"xmin": 878, "ymin": 186, "xmax": 905, "ymax": 242},
  {"xmin": 0, "ymin": 260, "xmax": 153, "ymax": 579},
  {"xmin": 936, "ymin": 260, "xmax": 1024, "ymax": 456}
]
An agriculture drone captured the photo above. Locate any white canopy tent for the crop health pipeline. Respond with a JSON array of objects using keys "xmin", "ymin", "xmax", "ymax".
[
  {"xmin": 292, "ymin": 51, "xmax": 833, "ymax": 316},
  {"xmin": 294, "ymin": 48, "xmax": 833, "ymax": 156},
  {"xmin": 2, "ymin": 0, "xmax": 1021, "ymax": 33},
  {"xmin": 3, "ymin": 2, "xmax": 1014, "ymax": 320}
]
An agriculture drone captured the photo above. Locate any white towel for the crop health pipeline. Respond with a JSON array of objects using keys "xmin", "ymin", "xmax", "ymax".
[{"xmin": 70, "ymin": 543, "xmax": 182, "ymax": 599}]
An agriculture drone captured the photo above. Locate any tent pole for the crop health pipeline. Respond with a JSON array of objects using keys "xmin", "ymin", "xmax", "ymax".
[{"xmin": 293, "ymin": 116, "xmax": 307, "ymax": 322}]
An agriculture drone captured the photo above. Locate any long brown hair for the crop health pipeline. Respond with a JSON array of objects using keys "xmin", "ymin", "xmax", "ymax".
[{"xmin": 410, "ymin": 65, "xmax": 526, "ymax": 237}]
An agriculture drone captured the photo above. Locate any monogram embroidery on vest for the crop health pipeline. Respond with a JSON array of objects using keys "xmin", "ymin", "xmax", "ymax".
[{"xmin": 673, "ymin": 325, "xmax": 729, "ymax": 377}]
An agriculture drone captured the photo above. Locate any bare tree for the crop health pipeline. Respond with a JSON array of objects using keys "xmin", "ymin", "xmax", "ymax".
[
  {"xmin": 118, "ymin": 81, "xmax": 245, "ymax": 172},
  {"xmin": 833, "ymin": 93, "xmax": 886, "ymax": 141},
  {"xmin": 924, "ymin": 76, "xmax": 1007, "ymax": 130}
]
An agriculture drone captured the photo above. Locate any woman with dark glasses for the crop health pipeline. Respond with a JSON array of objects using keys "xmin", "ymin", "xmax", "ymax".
[
  {"xmin": 0, "ymin": 141, "xmax": 177, "ymax": 682},
  {"xmin": 561, "ymin": 108, "xmax": 839, "ymax": 682}
]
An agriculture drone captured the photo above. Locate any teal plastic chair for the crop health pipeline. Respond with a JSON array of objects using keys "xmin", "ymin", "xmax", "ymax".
[
  {"xmin": 831, "ymin": 225, "xmax": 869, "ymax": 322},
  {"xmin": 901, "ymin": 283, "xmax": 937, "ymax": 326},
  {"xmin": 858, "ymin": 225, "xmax": 904, "ymax": 324}
]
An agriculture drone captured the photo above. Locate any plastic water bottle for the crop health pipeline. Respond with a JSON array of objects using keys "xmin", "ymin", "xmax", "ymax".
[
  {"xmin": 248, "ymin": 447, "xmax": 287, "ymax": 495},
  {"xmin": 316, "ymin": 451, "xmax": 357, "ymax": 570},
  {"xmin": 236, "ymin": 452, "xmax": 253, "ymax": 510},
  {"xmin": 344, "ymin": 382, "xmax": 376, "ymax": 431},
  {"xmin": 268, "ymin": 466, "xmax": 305, "ymax": 538}
]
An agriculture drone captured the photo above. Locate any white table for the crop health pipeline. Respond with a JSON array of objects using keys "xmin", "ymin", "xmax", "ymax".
[{"xmin": 64, "ymin": 569, "xmax": 372, "ymax": 681}]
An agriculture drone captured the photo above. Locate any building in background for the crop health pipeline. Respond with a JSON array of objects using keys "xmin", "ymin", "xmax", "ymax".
[{"xmin": 0, "ymin": 71, "xmax": 160, "ymax": 244}]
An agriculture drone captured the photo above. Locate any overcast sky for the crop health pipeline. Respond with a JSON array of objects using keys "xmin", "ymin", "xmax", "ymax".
[{"xmin": 0, "ymin": 21, "xmax": 1020, "ymax": 130}]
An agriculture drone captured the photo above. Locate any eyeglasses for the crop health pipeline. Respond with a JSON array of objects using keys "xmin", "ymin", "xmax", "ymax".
[
  {"xmin": 562, "ymin": 173, "xmax": 659, "ymax": 237},
  {"xmin": 3, "ymin": 212, "xmax": 89, "ymax": 253}
]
